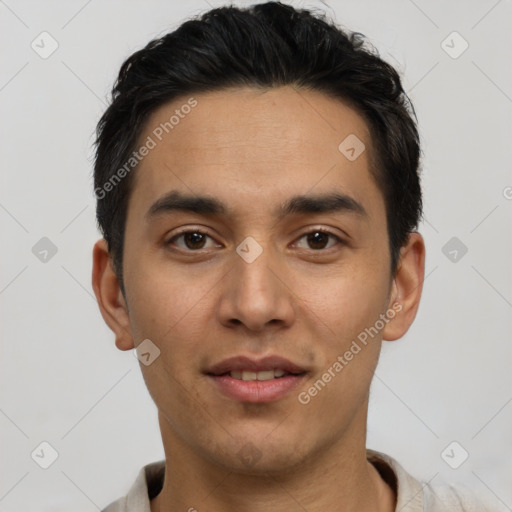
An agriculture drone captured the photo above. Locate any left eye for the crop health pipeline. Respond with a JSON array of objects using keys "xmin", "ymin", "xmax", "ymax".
[{"xmin": 294, "ymin": 230, "xmax": 342, "ymax": 250}]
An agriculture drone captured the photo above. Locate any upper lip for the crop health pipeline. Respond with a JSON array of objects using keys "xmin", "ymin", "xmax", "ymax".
[{"xmin": 206, "ymin": 355, "xmax": 307, "ymax": 376}]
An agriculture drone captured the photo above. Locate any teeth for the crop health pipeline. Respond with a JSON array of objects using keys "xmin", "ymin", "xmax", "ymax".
[
  {"xmin": 255, "ymin": 370, "xmax": 274, "ymax": 381},
  {"xmin": 228, "ymin": 370, "xmax": 289, "ymax": 381}
]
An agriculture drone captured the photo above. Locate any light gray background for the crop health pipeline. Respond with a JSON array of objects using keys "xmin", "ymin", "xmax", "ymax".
[{"xmin": 1, "ymin": 0, "xmax": 511, "ymax": 510}]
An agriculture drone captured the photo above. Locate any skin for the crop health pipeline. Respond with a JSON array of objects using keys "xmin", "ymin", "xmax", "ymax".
[{"xmin": 92, "ymin": 85, "xmax": 425, "ymax": 512}]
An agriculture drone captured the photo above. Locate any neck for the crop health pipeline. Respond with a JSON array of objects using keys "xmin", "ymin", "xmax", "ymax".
[{"xmin": 150, "ymin": 408, "xmax": 396, "ymax": 512}]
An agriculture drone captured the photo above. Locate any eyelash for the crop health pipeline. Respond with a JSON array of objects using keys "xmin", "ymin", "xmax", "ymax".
[{"xmin": 165, "ymin": 228, "xmax": 344, "ymax": 252}]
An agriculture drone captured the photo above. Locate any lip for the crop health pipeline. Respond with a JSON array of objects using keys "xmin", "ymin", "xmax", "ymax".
[
  {"xmin": 205, "ymin": 355, "xmax": 308, "ymax": 404},
  {"xmin": 206, "ymin": 355, "xmax": 307, "ymax": 376},
  {"xmin": 208, "ymin": 373, "xmax": 306, "ymax": 403}
]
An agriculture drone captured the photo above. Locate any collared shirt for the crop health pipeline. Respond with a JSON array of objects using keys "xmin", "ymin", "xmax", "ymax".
[{"xmin": 101, "ymin": 449, "xmax": 492, "ymax": 511}]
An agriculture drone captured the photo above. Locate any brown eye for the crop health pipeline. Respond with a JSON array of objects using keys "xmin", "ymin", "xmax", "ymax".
[
  {"xmin": 167, "ymin": 230, "xmax": 218, "ymax": 251},
  {"xmin": 183, "ymin": 232, "xmax": 207, "ymax": 249},
  {"xmin": 295, "ymin": 230, "xmax": 342, "ymax": 250}
]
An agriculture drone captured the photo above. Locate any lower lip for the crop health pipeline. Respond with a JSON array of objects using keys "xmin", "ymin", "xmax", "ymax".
[{"xmin": 208, "ymin": 374, "xmax": 306, "ymax": 403}]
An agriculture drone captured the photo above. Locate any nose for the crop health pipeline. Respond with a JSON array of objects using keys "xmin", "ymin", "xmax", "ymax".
[{"xmin": 216, "ymin": 242, "xmax": 296, "ymax": 333}]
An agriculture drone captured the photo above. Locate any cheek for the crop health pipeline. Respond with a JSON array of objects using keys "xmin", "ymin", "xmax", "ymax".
[
  {"xmin": 295, "ymin": 269, "xmax": 389, "ymax": 432},
  {"xmin": 125, "ymin": 263, "xmax": 224, "ymax": 413},
  {"xmin": 125, "ymin": 256, "xmax": 217, "ymax": 344},
  {"xmin": 126, "ymin": 269, "xmax": 214, "ymax": 416},
  {"xmin": 297, "ymin": 260, "xmax": 390, "ymax": 348}
]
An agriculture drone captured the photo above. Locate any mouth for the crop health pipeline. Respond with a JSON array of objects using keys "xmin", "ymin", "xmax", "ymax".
[
  {"xmin": 217, "ymin": 369, "xmax": 300, "ymax": 381},
  {"xmin": 205, "ymin": 356, "xmax": 308, "ymax": 403}
]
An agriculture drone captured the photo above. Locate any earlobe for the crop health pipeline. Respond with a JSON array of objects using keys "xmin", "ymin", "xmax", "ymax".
[
  {"xmin": 382, "ymin": 232, "xmax": 425, "ymax": 341},
  {"xmin": 91, "ymin": 238, "xmax": 135, "ymax": 351}
]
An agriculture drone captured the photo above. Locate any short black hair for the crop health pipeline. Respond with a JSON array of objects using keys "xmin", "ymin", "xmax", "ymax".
[{"xmin": 93, "ymin": 1, "xmax": 422, "ymax": 297}]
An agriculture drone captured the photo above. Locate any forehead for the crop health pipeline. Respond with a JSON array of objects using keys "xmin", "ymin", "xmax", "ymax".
[{"xmin": 128, "ymin": 85, "xmax": 381, "ymax": 218}]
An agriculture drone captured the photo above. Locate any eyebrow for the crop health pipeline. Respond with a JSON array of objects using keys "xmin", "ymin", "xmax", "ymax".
[{"xmin": 145, "ymin": 190, "xmax": 367, "ymax": 220}]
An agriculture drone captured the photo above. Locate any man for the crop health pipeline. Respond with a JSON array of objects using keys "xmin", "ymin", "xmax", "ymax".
[{"xmin": 92, "ymin": 2, "xmax": 488, "ymax": 511}]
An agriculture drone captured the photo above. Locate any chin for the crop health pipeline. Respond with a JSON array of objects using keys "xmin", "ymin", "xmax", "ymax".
[{"xmin": 206, "ymin": 434, "xmax": 311, "ymax": 475}]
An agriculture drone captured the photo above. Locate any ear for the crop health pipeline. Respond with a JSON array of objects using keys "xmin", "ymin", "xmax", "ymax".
[
  {"xmin": 382, "ymin": 232, "xmax": 425, "ymax": 341},
  {"xmin": 91, "ymin": 238, "xmax": 135, "ymax": 351}
]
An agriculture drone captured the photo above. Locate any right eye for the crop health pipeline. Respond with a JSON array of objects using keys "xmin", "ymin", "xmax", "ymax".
[{"xmin": 166, "ymin": 229, "xmax": 221, "ymax": 251}]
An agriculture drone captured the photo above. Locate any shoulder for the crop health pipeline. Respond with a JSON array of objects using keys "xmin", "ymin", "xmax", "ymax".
[
  {"xmin": 101, "ymin": 496, "xmax": 126, "ymax": 512},
  {"xmin": 366, "ymin": 449, "xmax": 493, "ymax": 512},
  {"xmin": 100, "ymin": 460, "xmax": 165, "ymax": 512},
  {"xmin": 422, "ymin": 483, "xmax": 494, "ymax": 512}
]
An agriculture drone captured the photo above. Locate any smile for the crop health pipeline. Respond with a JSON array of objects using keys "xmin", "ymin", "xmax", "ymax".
[
  {"xmin": 205, "ymin": 355, "xmax": 308, "ymax": 403},
  {"xmin": 227, "ymin": 369, "xmax": 287, "ymax": 381}
]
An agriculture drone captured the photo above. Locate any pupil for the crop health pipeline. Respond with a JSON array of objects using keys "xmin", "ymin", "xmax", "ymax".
[
  {"xmin": 186, "ymin": 232, "xmax": 205, "ymax": 249},
  {"xmin": 308, "ymin": 232, "xmax": 328, "ymax": 250}
]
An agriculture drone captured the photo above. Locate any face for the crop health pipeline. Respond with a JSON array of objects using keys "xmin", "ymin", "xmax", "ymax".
[{"xmin": 93, "ymin": 85, "xmax": 423, "ymax": 474}]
